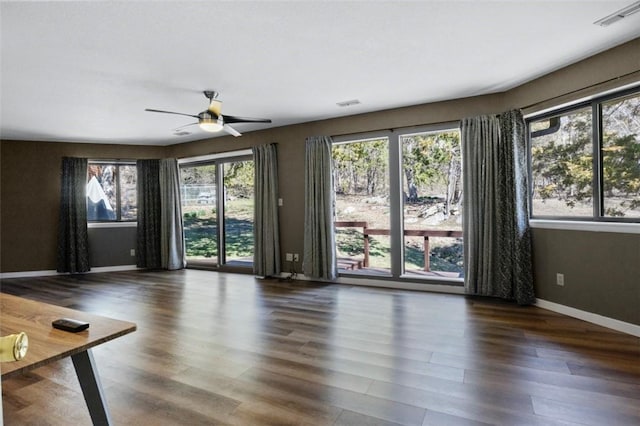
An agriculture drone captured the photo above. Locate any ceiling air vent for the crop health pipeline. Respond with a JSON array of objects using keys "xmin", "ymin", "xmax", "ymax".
[
  {"xmin": 174, "ymin": 131, "xmax": 191, "ymax": 136},
  {"xmin": 594, "ymin": 1, "xmax": 640, "ymax": 26},
  {"xmin": 336, "ymin": 99, "xmax": 361, "ymax": 107}
]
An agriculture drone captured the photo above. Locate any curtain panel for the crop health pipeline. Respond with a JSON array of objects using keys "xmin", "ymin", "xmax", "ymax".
[
  {"xmin": 57, "ymin": 157, "xmax": 90, "ymax": 273},
  {"xmin": 159, "ymin": 158, "xmax": 186, "ymax": 270},
  {"xmin": 461, "ymin": 110, "xmax": 535, "ymax": 305},
  {"xmin": 253, "ymin": 143, "xmax": 281, "ymax": 277},
  {"xmin": 137, "ymin": 159, "xmax": 162, "ymax": 269},
  {"xmin": 303, "ymin": 136, "xmax": 337, "ymax": 280},
  {"xmin": 137, "ymin": 159, "xmax": 186, "ymax": 270}
]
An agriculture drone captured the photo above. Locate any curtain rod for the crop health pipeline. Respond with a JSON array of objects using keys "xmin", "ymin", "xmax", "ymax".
[
  {"xmin": 175, "ymin": 143, "xmax": 279, "ymax": 161},
  {"xmin": 87, "ymin": 158, "xmax": 137, "ymax": 163},
  {"xmin": 331, "ymin": 127, "xmax": 395, "ymax": 138},
  {"xmin": 331, "ymin": 120, "xmax": 460, "ymax": 139},
  {"xmin": 521, "ymin": 70, "xmax": 640, "ymax": 111}
]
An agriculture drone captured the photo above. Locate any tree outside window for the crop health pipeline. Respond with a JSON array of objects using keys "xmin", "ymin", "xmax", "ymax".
[
  {"xmin": 87, "ymin": 163, "xmax": 137, "ymax": 221},
  {"xmin": 528, "ymin": 89, "xmax": 640, "ymax": 221}
]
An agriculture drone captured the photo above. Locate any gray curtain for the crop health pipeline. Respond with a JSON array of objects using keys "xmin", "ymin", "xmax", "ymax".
[
  {"xmin": 160, "ymin": 158, "xmax": 186, "ymax": 270},
  {"xmin": 253, "ymin": 143, "xmax": 281, "ymax": 277},
  {"xmin": 57, "ymin": 157, "xmax": 90, "ymax": 273},
  {"xmin": 303, "ymin": 136, "xmax": 337, "ymax": 280},
  {"xmin": 461, "ymin": 110, "xmax": 535, "ymax": 305},
  {"xmin": 137, "ymin": 159, "xmax": 161, "ymax": 269}
]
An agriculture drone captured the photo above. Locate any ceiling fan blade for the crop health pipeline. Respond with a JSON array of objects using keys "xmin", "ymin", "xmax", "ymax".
[
  {"xmin": 173, "ymin": 122, "xmax": 199, "ymax": 131},
  {"xmin": 145, "ymin": 108, "xmax": 199, "ymax": 119},
  {"xmin": 223, "ymin": 114, "xmax": 272, "ymax": 124},
  {"xmin": 223, "ymin": 123, "xmax": 242, "ymax": 137}
]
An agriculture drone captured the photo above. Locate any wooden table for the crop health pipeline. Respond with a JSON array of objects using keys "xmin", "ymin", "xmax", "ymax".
[{"xmin": 1, "ymin": 293, "xmax": 136, "ymax": 425}]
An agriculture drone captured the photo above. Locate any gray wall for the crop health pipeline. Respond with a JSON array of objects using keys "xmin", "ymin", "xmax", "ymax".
[
  {"xmin": 88, "ymin": 227, "xmax": 137, "ymax": 267},
  {"xmin": 0, "ymin": 140, "xmax": 164, "ymax": 272},
  {"xmin": 532, "ymin": 229, "xmax": 640, "ymax": 325}
]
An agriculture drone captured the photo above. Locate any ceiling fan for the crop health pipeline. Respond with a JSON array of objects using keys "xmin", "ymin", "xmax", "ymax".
[{"xmin": 145, "ymin": 91, "xmax": 271, "ymax": 137}]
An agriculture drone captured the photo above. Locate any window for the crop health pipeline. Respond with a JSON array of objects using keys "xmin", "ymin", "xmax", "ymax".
[
  {"xmin": 400, "ymin": 130, "xmax": 463, "ymax": 277},
  {"xmin": 179, "ymin": 151, "xmax": 254, "ymax": 269},
  {"xmin": 87, "ymin": 162, "xmax": 137, "ymax": 222},
  {"xmin": 528, "ymin": 88, "xmax": 640, "ymax": 222},
  {"xmin": 332, "ymin": 125, "xmax": 464, "ymax": 282},
  {"xmin": 601, "ymin": 93, "xmax": 640, "ymax": 218},
  {"xmin": 529, "ymin": 107, "xmax": 593, "ymax": 217},
  {"xmin": 333, "ymin": 137, "xmax": 391, "ymax": 274}
]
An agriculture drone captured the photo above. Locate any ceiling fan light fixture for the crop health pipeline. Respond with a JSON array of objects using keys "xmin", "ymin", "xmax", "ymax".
[
  {"xmin": 198, "ymin": 111, "xmax": 224, "ymax": 132},
  {"xmin": 199, "ymin": 119, "xmax": 224, "ymax": 132}
]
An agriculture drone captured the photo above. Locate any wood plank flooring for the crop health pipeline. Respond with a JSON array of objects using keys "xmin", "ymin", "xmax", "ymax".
[{"xmin": 1, "ymin": 270, "xmax": 639, "ymax": 425}]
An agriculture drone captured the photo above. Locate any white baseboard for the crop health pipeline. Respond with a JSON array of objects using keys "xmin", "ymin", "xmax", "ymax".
[
  {"xmin": 0, "ymin": 270, "xmax": 59, "ymax": 279},
  {"xmin": 277, "ymin": 272, "xmax": 465, "ymax": 294},
  {"xmin": 535, "ymin": 298, "xmax": 640, "ymax": 337},
  {"xmin": 0, "ymin": 265, "xmax": 139, "ymax": 280},
  {"xmin": 281, "ymin": 274, "xmax": 637, "ymax": 336}
]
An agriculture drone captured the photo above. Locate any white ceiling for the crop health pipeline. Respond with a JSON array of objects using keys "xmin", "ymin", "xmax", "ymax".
[{"xmin": 1, "ymin": 1, "xmax": 639, "ymax": 146}]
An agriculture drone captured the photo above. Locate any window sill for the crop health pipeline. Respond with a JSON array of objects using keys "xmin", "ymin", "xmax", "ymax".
[
  {"xmin": 530, "ymin": 219, "xmax": 640, "ymax": 234},
  {"xmin": 88, "ymin": 222, "xmax": 137, "ymax": 229}
]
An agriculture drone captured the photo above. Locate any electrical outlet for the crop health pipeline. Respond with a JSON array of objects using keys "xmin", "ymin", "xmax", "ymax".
[
  {"xmin": 130, "ymin": 249, "xmax": 136, "ymax": 256},
  {"xmin": 293, "ymin": 253, "xmax": 299, "ymax": 262},
  {"xmin": 286, "ymin": 253, "xmax": 293, "ymax": 261},
  {"xmin": 556, "ymin": 273, "xmax": 564, "ymax": 286},
  {"xmin": 278, "ymin": 198, "xmax": 283, "ymax": 206}
]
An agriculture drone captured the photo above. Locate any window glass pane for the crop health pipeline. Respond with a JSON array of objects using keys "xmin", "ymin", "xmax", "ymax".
[
  {"xmin": 401, "ymin": 130, "xmax": 463, "ymax": 278},
  {"xmin": 223, "ymin": 160, "xmax": 254, "ymax": 266},
  {"xmin": 333, "ymin": 138, "xmax": 391, "ymax": 275},
  {"xmin": 530, "ymin": 107, "xmax": 593, "ymax": 217},
  {"xmin": 119, "ymin": 165, "xmax": 137, "ymax": 221},
  {"xmin": 180, "ymin": 164, "xmax": 218, "ymax": 265},
  {"xmin": 602, "ymin": 93, "xmax": 640, "ymax": 218},
  {"xmin": 87, "ymin": 164, "xmax": 117, "ymax": 221}
]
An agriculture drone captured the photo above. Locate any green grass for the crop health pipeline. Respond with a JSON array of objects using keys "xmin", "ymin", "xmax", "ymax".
[{"xmin": 183, "ymin": 199, "xmax": 254, "ymax": 260}]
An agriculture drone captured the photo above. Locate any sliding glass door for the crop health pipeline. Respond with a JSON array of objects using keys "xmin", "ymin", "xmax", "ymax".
[
  {"xmin": 332, "ymin": 126, "xmax": 464, "ymax": 282},
  {"xmin": 180, "ymin": 163, "xmax": 220, "ymax": 266},
  {"xmin": 401, "ymin": 130, "xmax": 463, "ymax": 278},
  {"xmin": 222, "ymin": 159, "xmax": 254, "ymax": 267},
  {"xmin": 333, "ymin": 137, "xmax": 391, "ymax": 275},
  {"xmin": 179, "ymin": 153, "xmax": 254, "ymax": 269}
]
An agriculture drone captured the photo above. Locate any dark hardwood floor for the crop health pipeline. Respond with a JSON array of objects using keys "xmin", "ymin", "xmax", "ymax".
[{"xmin": 1, "ymin": 270, "xmax": 639, "ymax": 425}]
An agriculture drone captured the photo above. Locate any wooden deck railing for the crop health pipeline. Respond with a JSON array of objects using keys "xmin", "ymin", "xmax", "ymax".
[{"xmin": 334, "ymin": 221, "xmax": 462, "ymax": 272}]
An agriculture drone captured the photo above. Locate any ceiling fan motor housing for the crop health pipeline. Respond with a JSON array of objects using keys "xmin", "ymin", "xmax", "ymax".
[
  {"xmin": 198, "ymin": 111, "xmax": 216, "ymax": 120},
  {"xmin": 204, "ymin": 90, "xmax": 219, "ymax": 101},
  {"xmin": 198, "ymin": 111, "xmax": 224, "ymax": 132}
]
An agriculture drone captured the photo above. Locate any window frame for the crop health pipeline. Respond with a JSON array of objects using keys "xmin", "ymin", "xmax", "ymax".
[
  {"xmin": 526, "ymin": 86, "xmax": 640, "ymax": 224},
  {"xmin": 332, "ymin": 122, "xmax": 464, "ymax": 284},
  {"xmin": 178, "ymin": 149, "xmax": 254, "ymax": 269},
  {"xmin": 87, "ymin": 160, "xmax": 137, "ymax": 224},
  {"xmin": 332, "ymin": 134, "xmax": 394, "ymax": 276}
]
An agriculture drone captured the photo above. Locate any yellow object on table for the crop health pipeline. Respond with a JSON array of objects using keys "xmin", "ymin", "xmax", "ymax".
[{"xmin": 0, "ymin": 332, "xmax": 29, "ymax": 362}]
